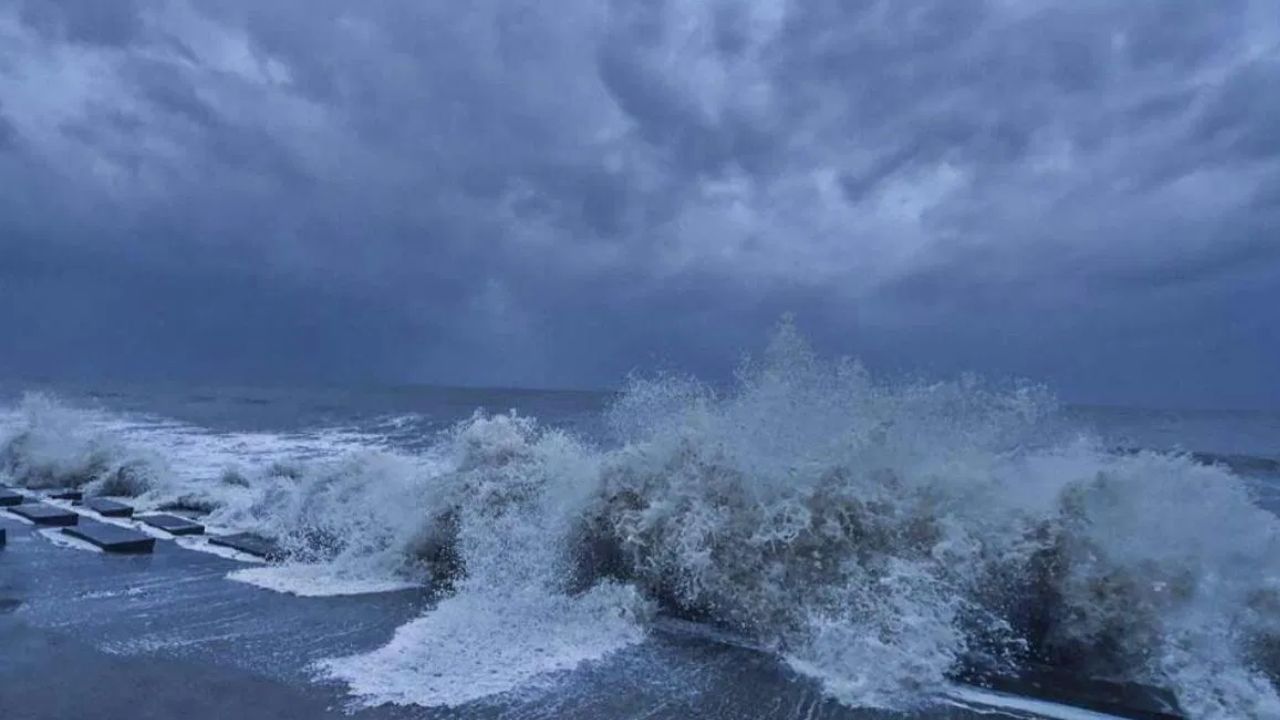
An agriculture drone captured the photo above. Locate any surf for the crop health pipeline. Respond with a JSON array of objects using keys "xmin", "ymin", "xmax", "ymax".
[{"xmin": 3, "ymin": 324, "xmax": 1279, "ymax": 718}]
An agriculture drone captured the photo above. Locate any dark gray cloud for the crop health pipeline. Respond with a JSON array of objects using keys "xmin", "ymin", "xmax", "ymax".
[
  {"xmin": 0, "ymin": 0, "xmax": 1277, "ymax": 408},
  {"xmin": 18, "ymin": 0, "xmax": 144, "ymax": 47}
]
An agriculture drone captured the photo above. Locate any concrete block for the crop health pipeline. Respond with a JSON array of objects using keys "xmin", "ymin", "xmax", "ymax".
[
  {"xmin": 82, "ymin": 498, "xmax": 134, "ymax": 518},
  {"xmin": 209, "ymin": 533, "xmax": 284, "ymax": 561},
  {"xmin": 9, "ymin": 504, "xmax": 79, "ymax": 527},
  {"xmin": 48, "ymin": 489, "xmax": 83, "ymax": 501},
  {"xmin": 0, "ymin": 489, "xmax": 22, "ymax": 507},
  {"xmin": 62, "ymin": 522, "xmax": 155, "ymax": 554},
  {"xmin": 140, "ymin": 514, "xmax": 205, "ymax": 536}
]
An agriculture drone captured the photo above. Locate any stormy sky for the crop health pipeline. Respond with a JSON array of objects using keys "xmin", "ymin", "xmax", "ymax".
[{"xmin": 1, "ymin": 1, "xmax": 1277, "ymax": 408}]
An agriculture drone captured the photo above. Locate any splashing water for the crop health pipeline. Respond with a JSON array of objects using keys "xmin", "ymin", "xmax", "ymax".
[
  {"xmin": 580, "ymin": 324, "xmax": 1280, "ymax": 716},
  {"xmin": 0, "ymin": 393, "xmax": 169, "ymax": 496},
  {"xmin": 319, "ymin": 411, "xmax": 654, "ymax": 707},
  {"xmin": 3, "ymin": 325, "xmax": 1279, "ymax": 717}
]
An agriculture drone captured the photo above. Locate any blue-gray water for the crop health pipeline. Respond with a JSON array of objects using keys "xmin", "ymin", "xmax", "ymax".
[
  {"xmin": 3, "ymin": 367, "xmax": 1279, "ymax": 718},
  {"xmin": 7, "ymin": 380, "xmax": 1279, "ymax": 462}
]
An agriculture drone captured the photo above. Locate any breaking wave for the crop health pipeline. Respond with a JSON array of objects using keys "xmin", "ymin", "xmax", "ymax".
[
  {"xmin": 3, "ymin": 324, "xmax": 1279, "ymax": 718},
  {"xmin": 0, "ymin": 393, "xmax": 168, "ymax": 497}
]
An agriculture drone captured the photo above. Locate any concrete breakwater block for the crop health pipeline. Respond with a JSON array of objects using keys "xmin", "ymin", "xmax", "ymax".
[
  {"xmin": 140, "ymin": 514, "xmax": 204, "ymax": 536},
  {"xmin": 0, "ymin": 489, "xmax": 22, "ymax": 507},
  {"xmin": 62, "ymin": 522, "xmax": 155, "ymax": 554},
  {"xmin": 966, "ymin": 665, "xmax": 1183, "ymax": 720},
  {"xmin": 209, "ymin": 533, "xmax": 285, "ymax": 561},
  {"xmin": 9, "ymin": 504, "xmax": 79, "ymax": 527},
  {"xmin": 81, "ymin": 498, "xmax": 134, "ymax": 518},
  {"xmin": 47, "ymin": 489, "xmax": 83, "ymax": 501}
]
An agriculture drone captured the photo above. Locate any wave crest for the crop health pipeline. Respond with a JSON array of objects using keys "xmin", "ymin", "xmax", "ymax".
[
  {"xmin": 4, "ymin": 327, "xmax": 1278, "ymax": 717},
  {"xmin": 0, "ymin": 392, "xmax": 165, "ymax": 496},
  {"xmin": 576, "ymin": 324, "xmax": 1280, "ymax": 715}
]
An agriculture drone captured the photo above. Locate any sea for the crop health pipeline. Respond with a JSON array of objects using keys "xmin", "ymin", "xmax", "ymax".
[{"xmin": 2, "ymin": 333, "xmax": 1278, "ymax": 719}]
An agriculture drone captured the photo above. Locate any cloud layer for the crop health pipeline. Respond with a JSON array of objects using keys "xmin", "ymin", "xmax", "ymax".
[{"xmin": 1, "ymin": 0, "xmax": 1278, "ymax": 407}]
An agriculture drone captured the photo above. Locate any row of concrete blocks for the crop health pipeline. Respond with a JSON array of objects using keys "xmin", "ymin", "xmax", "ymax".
[{"xmin": 0, "ymin": 487, "xmax": 281, "ymax": 559}]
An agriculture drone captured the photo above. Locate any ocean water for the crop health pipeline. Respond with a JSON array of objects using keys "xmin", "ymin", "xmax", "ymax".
[{"xmin": 2, "ymin": 329, "xmax": 1279, "ymax": 719}]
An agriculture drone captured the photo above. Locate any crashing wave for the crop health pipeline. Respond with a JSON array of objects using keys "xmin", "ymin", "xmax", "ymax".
[
  {"xmin": 3, "ymin": 325, "xmax": 1278, "ymax": 717},
  {"xmin": 572, "ymin": 325, "xmax": 1280, "ymax": 717},
  {"xmin": 0, "ymin": 392, "xmax": 166, "ymax": 496}
]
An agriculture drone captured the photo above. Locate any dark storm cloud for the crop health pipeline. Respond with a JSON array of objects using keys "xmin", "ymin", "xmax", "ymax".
[
  {"xmin": 0, "ymin": 0, "xmax": 1278, "ymax": 407},
  {"xmin": 18, "ymin": 0, "xmax": 144, "ymax": 47},
  {"xmin": 0, "ymin": 107, "xmax": 13, "ymax": 149}
]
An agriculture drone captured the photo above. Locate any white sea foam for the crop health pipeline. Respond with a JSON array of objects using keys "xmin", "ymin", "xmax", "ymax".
[
  {"xmin": 4, "ymin": 324, "xmax": 1280, "ymax": 718},
  {"xmin": 0, "ymin": 391, "xmax": 387, "ymax": 494},
  {"xmin": 320, "ymin": 584, "xmax": 648, "ymax": 707},
  {"xmin": 228, "ymin": 563, "xmax": 421, "ymax": 597},
  {"xmin": 575, "ymin": 325, "xmax": 1280, "ymax": 717},
  {"xmin": 944, "ymin": 686, "xmax": 1127, "ymax": 720},
  {"xmin": 320, "ymin": 411, "xmax": 652, "ymax": 707}
]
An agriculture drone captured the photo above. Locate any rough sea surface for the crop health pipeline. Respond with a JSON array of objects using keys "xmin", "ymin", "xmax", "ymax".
[{"xmin": 2, "ymin": 329, "xmax": 1279, "ymax": 719}]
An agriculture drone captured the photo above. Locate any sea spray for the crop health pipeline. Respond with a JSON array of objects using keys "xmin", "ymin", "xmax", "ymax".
[
  {"xmin": 320, "ymin": 412, "xmax": 653, "ymax": 707},
  {"xmin": 582, "ymin": 324, "xmax": 1060, "ymax": 707},
  {"xmin": 3, "ymin": 327, "xmax": 1279, "ymax": 717},
  {"xmin": 0, "ymin": 392, "xmax": 165, "ymax": 496},
  {"xmin": 217, "ymin": 450, "xmax": 443, "ymax": 594},
  {"xmin": 575, "ymin": 326, "xmax": 1280, "ymax": 716}
]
